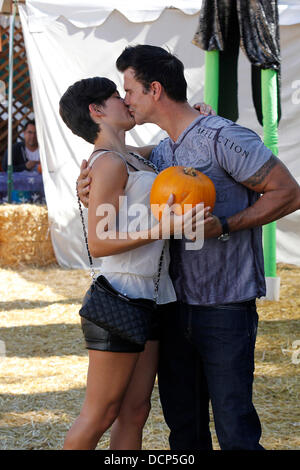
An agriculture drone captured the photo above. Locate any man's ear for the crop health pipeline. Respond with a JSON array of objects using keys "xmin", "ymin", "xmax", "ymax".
[{"xmin": 150, "ymin": 81, "xmax": 162, "ymax": 101}]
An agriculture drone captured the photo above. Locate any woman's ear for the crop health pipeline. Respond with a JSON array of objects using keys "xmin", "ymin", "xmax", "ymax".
[{"xmin": 89, "ymin": 103, "xmax": 103, "ymax": 122}]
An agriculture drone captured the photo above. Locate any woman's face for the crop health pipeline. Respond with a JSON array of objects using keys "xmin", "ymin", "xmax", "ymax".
[{"xmin": 101, "ymin": 91, "xmax": 136, "ymax": 131}]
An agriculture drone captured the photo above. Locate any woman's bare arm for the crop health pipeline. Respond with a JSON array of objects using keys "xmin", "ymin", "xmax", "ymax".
[
  {"xmin": 87, "ymin": 154, "xmax": 158, "ymax": 258},
  {"xmin": 87, "ymin": 153, "xmax": 210, "ymax": 257}
]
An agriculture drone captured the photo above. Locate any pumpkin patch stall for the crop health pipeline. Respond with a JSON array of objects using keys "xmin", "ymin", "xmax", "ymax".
[
  {"xmin": 7, "ymin": 0, "xmax": 297, "ymax": 271},
  {"xmin": 0, "ymin": 0, "xmax": 299, "ymax": 452}
]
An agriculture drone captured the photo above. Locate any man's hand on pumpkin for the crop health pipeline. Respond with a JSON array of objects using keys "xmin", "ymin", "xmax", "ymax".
[{"xmin": 204, "ymin": 214, "xmax": 223, "ymax": 239}]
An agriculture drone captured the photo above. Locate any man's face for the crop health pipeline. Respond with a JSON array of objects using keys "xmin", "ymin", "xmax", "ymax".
[
  {"xmin": 123, "ymin": 68, "xmax": 153, "ymax": 125},
  {"xmin": 101, "ymin": 91, "xmax": 135, "ymax": 131},
  {"xmin": 24, "ymin": 124, "xmax": 38, "ymax": 149}
]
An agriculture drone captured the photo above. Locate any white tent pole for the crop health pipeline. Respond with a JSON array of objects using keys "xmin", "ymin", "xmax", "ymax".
[{"xmin": 7, "ymin": 0, "xmax": 17, "ymax": 202}]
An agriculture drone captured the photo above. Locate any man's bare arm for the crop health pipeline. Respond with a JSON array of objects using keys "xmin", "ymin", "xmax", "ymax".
[
  {"xmin": 204, "ymin": 155, "xmax": 300, "ymax": 239},
  {"xmin": 76, "ymin": 145, "xmax": 155, "ymax": 208},
  {"xmin": 126, "ymin": 145, "xmax": 155, "ymax": 160},
  {"xmin": 241, "ymin": 155, "xmax": 278, "ymax": 187},
  {"xmin": 228, "ymin": 155, "xmax": 300, "ymax": 231}
]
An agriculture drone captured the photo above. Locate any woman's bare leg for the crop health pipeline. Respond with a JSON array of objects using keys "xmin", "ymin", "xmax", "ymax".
[
  {"xmin": 109, "ymin": 340, "xmax": 159, "ymax": 449},
  {"xmin": 63, "ymin": 350, "xmax": 139, "ymax": 450}
]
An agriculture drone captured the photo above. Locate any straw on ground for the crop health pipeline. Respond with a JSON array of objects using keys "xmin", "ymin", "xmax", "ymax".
[{"xmin": 0, "ymin": 264, "xmax": 299, "ymax": 450}]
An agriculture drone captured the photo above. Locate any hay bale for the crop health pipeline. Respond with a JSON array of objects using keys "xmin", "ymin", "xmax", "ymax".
[{"xmin": 0, "ymin": 204, "xmax": 57, "ymax": 266}]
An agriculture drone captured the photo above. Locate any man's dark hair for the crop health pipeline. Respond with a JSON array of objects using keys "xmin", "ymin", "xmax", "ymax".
[
  {"xmin": 24, "ymin": 120, "xmax": 35, "ymax": 130},
  {"xmin": 59, "ymin": 77, "xmax": 117, "ymax": 144},
  {"xmin": 116, "ymin": 45, "xmax": 187, "ymax": 103}
]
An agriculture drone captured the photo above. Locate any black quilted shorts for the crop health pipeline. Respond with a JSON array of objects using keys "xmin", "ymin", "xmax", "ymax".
[{"xmin": 80, "ymin": 286, "xmax": 167, "ymax": 353}]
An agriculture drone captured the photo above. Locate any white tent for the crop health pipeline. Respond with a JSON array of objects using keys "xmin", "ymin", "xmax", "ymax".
[{"xmin": 18, "ymin": 0, "xmax": 300, "ymax": 268}]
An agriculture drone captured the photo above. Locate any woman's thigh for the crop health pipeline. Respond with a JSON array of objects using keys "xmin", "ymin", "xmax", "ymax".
[
  {"xmin": 81, "ymin": 349, "xmax": 140, "ymax": 418},
  {"xmin": 119, "ymin": 340, "xmax": 159, "ymax": 411}
]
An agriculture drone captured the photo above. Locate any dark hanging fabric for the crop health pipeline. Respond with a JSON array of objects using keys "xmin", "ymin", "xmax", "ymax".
[
  {"xmin": 192, "ymin": 0, "xmax": 281, "ymax": 125},
  {"xmin": 237, "ymin": 0, "xmax": 280, "ymax": 70},
  {"xmin": 192, "ymin": 0, "xmax": 240, "ymax": 121},
  {"xmin": 237, "ymin": 0, "xmax": 281, "ymax": 125},
  {"xmin": 193, "ymin": 0, "xmax": 232, "ymax": 51},
  {"xmin": 218, "ymin": 2, "xmax": 240, "ymax": 122}
]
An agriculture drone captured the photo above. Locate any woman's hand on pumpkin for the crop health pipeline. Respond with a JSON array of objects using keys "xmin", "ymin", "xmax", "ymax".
[
  {"xmin": 77, "ymin": 159, "xmax": 91, "ymax": 208},
  {"xmin": 193, "ymin": 102, "xmax": 216, "ymax": 116},
  {"xmin": 158, "ymin": 194, "xmax": 213, "ymax": 240}
]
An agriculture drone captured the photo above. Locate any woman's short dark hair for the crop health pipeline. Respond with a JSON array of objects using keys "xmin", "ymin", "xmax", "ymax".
[
  {"xmin": 59, "ymin": 77, "xmax": 117, "ymax": 144},
  {"xmin": 116, "ymin": 45, "xmax": 187, "ymax": 102}
]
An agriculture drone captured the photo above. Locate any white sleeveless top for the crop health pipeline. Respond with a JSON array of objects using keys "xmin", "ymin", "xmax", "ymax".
[{"xmin": 88, "ymin": 151, "xmax": 176, "ymax": 305}]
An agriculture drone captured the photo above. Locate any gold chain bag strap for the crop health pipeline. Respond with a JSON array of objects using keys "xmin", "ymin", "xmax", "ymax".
[{"xmin": 77, "ymin": 152, "xmax": 164, "ymax": 346}]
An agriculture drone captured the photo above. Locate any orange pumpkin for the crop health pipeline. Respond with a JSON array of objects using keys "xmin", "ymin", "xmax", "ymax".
[{"xmin": 150, "ymin": 166, "xmax": 216, "ymax": 221}]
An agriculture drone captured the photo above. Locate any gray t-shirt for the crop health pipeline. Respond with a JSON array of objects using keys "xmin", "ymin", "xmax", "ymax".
[{"xmin": 150, "ymin": 114, "xmax": 273, "ymax": 305}]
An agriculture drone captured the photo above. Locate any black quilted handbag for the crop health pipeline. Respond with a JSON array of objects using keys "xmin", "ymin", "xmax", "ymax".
[
  {"xmin": 79, "ymin": 275, "xmax": 156, "ymax": 345},
  {"xmin": 76, "ymin": 155, "xmax": 164, "ymax": 346}
]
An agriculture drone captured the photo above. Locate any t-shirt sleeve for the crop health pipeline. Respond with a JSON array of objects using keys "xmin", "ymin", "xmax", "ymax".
[{"xmin": 215, "ymin": 123, "xmax": 273, "ymax": 182}]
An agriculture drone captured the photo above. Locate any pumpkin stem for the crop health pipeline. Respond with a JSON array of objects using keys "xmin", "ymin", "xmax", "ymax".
[{"xmin": 183, "ymin": 167, "xmax": 197, "ymax": 177}]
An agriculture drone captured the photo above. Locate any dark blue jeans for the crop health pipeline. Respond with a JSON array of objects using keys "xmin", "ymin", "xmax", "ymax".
[{"xmin": 157, "ymin": 300, "xmax": 264, "ymax": 450}]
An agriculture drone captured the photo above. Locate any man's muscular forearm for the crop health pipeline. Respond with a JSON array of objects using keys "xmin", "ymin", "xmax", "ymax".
[
  {"xmin": 227, "ymin": 156, "xmax": 300, "ymax": 233},
  {"xmin": 227, "ymin": 187, "xmax": 297, "ymax": 233},
  {"xmin": 204, "ymin": 155, "xmax": 300, "ymax": 239}
]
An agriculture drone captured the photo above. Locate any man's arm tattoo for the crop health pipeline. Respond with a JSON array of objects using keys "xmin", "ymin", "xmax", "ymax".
[{"xmin": 243, "ymin": 155, "xmax": 278, "ymax": 188}]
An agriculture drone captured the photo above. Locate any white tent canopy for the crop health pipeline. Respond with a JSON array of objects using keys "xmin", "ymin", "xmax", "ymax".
[
  {"xmin": 21, "ymin": 1, "xmax": 300, "ymax": 28},
  {"xmin": 18, "ymin": 0, "xmax": 300, "ymax": 268}
]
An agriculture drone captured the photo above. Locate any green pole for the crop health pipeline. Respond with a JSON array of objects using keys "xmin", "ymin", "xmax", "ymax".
[
  {"xmin": 7, "ymin": 1, "xmax": 17, "ymax": 203},
  {"xmin": 204, "ymin": 50, "xmax": 219, "ymax": 113},
  {"xmin": 261, "ymin": 68, "xmax": 278, "ymax": 278}
]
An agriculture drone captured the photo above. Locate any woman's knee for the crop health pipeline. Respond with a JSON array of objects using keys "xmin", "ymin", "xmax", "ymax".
[
  {"xmin": 81, "ymin": 399, "xmax": 122, "ymax": 433},
  {"xmin": 118, "ymin": 400, "xmax": 152, "ymax": 428}
]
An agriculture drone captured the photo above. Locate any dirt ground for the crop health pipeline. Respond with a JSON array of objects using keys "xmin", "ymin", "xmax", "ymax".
[{"xmin": 0, "ymin": 263, "xmax": 299, "ymax": 450}]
